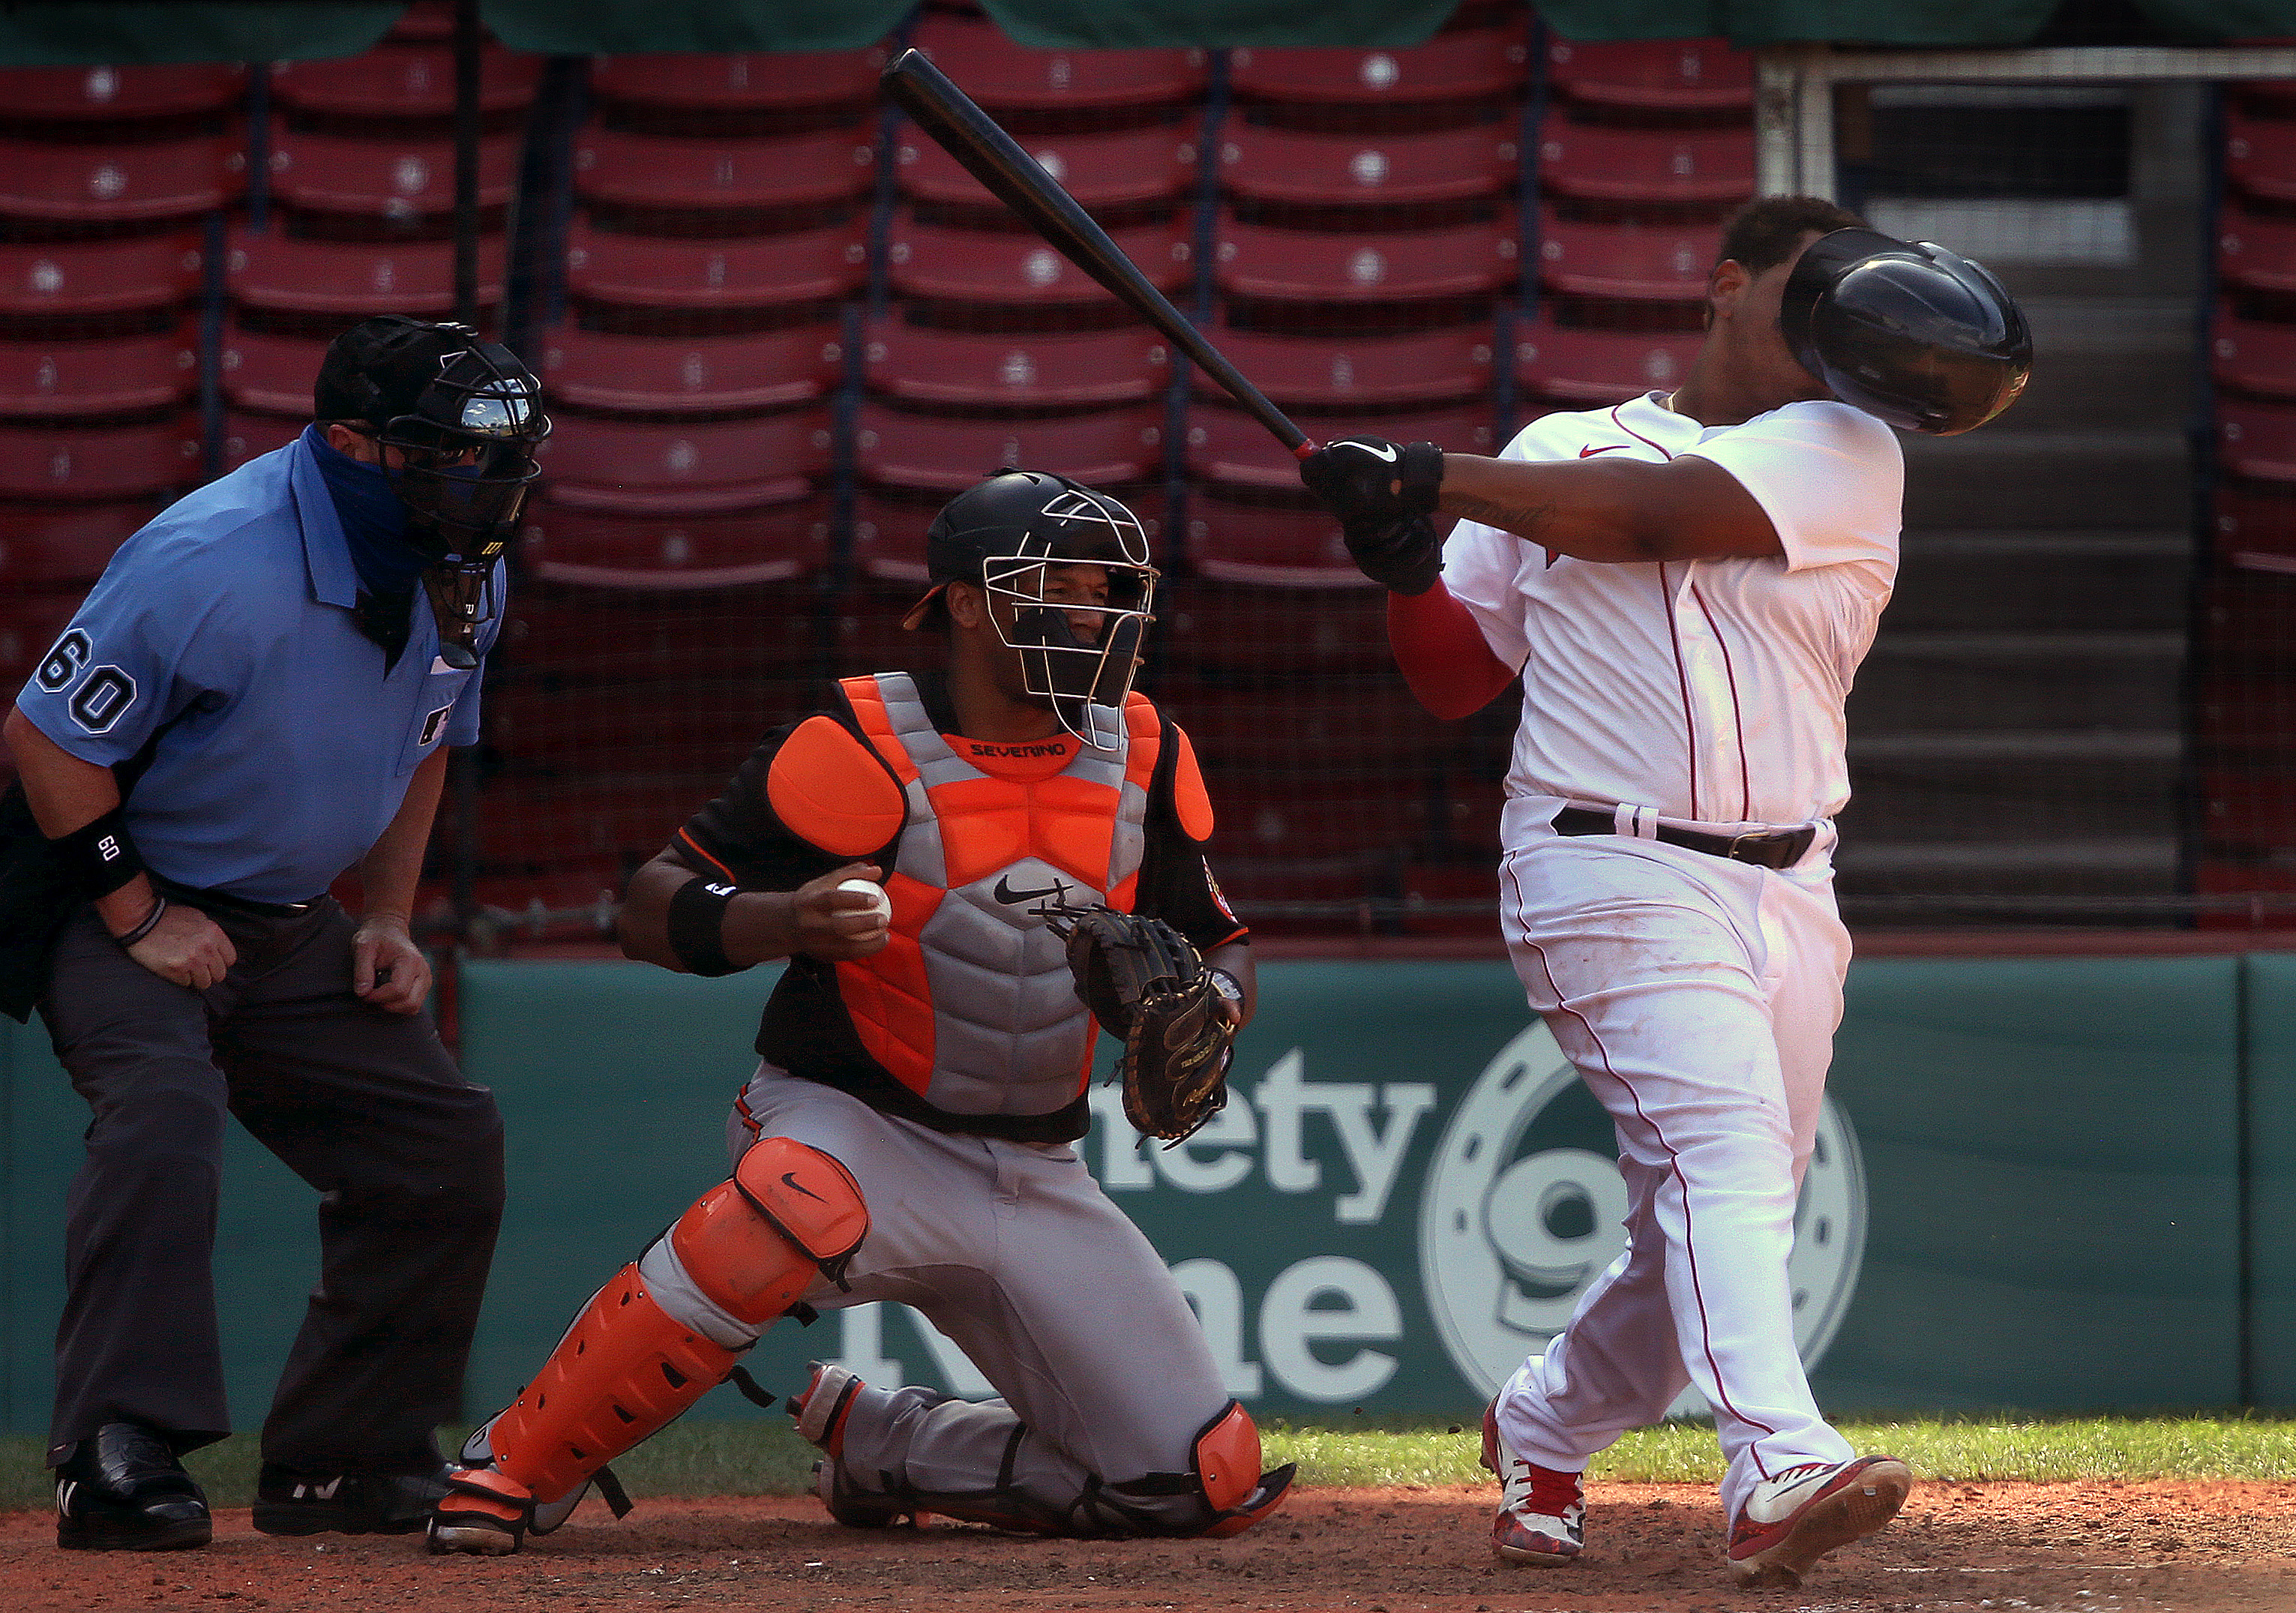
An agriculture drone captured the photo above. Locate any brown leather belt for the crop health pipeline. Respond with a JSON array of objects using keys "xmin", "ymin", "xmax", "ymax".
[{"xmin": 1551, "ymin": 807, "xmax": 1817, "ymax": 871}]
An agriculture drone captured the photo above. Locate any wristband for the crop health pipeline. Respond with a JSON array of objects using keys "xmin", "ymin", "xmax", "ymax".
[
  {"xmin": 114, "ymin": 895, "xmax": 168, "ymax": 949},
  {"xmin": 48, "ymin": 807, "xmax": 146, "ymax": 898},
  {"xmin": 1206, "ymin": 967, "xmax": 1244, "ymax": 1006},
  {"xmin": 666, "ymin": 877, "xmax": 741, "ymax": 978}
]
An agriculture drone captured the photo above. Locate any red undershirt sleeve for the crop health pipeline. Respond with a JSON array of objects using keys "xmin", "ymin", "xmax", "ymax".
[{"xmin": 1387, "ymin": 580, "xmax": 1518, "ymax": 720}]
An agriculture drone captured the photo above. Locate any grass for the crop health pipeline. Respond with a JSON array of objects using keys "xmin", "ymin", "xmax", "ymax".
[{"xmin": 4, "ymin": 1413, "xmax": 2293, "ymax": 1512}]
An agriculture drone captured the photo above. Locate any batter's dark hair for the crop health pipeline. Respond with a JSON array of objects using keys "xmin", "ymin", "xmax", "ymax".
[{"xmin": 1717, "ymin": 195, "xmax": 1869, "ymax": 275}]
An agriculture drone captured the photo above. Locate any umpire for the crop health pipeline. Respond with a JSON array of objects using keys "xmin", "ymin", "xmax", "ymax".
[{"xmin": 0, "ymin": 317, "xmax": 544, "ymax": 1550}]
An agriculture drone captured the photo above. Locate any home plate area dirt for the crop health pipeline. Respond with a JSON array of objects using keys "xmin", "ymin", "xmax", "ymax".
[{"xmin": 1, "ymin": 1480, "xmax": 2289, "ymax": 1612}]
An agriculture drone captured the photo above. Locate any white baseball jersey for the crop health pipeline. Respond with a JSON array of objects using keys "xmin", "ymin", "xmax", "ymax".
[
  {"xmin": 1442, "ymin": 391, "xmax": 1904, "ymax": 838},
  {"xmin": 1470, "ymin": 391, "xmax": 1911, "ymax": 1523}
]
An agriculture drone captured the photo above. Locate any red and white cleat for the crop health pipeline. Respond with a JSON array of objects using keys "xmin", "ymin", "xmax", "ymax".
[
  {"xmin": 1725, "ymin": 1456, "xmax": 1912, "ymax": 1588},
  {"xmin": 1482, "ymin": 1401, "xmax": 1584, "ymax": 1566}
]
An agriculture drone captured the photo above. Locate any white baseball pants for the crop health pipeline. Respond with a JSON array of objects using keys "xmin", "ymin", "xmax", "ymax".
[{"xmin": 1490, "ymin": 832, "xmax": 1854, "ymax": 1520}]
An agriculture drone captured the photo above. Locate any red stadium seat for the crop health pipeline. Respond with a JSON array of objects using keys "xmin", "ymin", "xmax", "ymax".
[
  {"xmin": 2215, "ymin": 484, "xmax": 2296, "ymax": 571},
  {"xmin": 1214, "ymin": 216, "xmax": 1516, "ymax": 305},
  {"xmin": 909, "ymin": 16, "xmax": 1206, "ymax": 116},
  {"xmin": 2221, "ymin": 397, "xmax": 2296, "ymax": 483},
  {"xmin": 888, "ymin": 215, "xmax": 1191, "ymax": 312},
  {"xmin": 496, "ymin": 581, "xmax": 825, "ymax": 679},
  {"xmin": 565, "ymin": 220, "xmax": 865, "ymax": 319},
  {"xmin": 0, "ymin": 134, "xmax": 244, "ymax": 227},
  {"xmin": 520, "ymin": 492, "xmax": 832, "ymax": 590},
  {"xmin": 220, "ymin": 409, "xmax": 304, "ymax": 472},
  {"xmin": 0, "ymin": 65, "xmax": 245, "ymax": 125},
  {"xmin": 1536, "ymin": 117, "xmax": 1754, "ymax": 208},
  {"xmin": 855, "ymin": 403, "xmax": 1164, "ymax": 498},
  {"xmin": 539, "ymin": 325, "xmax": 842, "ymax": 415},
  {"xmin": 471, "ymin": 776, "xmax": 720, "ymax": 873},
  {"xmin": 1187, "ymin": 400, "xmax": 1494, "ymax": 490},
  {"xmin": 896, "ymin": 124, "xmax": 1197, "ymax": 220},
  {"xmin": 0, "ymin": 418, "xmax": 196, "ymax": 499},
  {"xmin": 1544, "ymin": 38, "xmax": 1754, "ymax": 115},
  {"xmin": 2220, "ymin": 202, "xmax": 2296, "ymax": 295},
  {"xmin": 227, "ymin": 229, "xmax": 505, "ymax": 318},
  {"xmin": 0, "ymin": 235, "xmax": 203, "ymax": 328},
  {"xmin": 268, "ymin": 46, "xmax": 541, "ymax": 124},
  {"xmin": 533, "ymin": 411, "xmax": 830, "ymax": 514},
  {"xmin": 1218, "ymin": 124, "xmax": 1517, "ymax": 209},
  {"xmin": 589, "ymin": 49, "xmax": 886, "ymax": 122},
  {"xmin": 1155, "ymin": 577, "xmax": 1395, "ymax": 673},
  {"xmin": 220, "ymin": 323, "xmax": 322, "ymax": 415},
  {"xmin": 0, "ymin": 328, "xmax": 196, "ymax": 419},
  {"xmin": 1515, "ymin": 311, "xmax": 1699, "ymax": 404},
  {"xmin": 1185, "ymin": 488, "xmax": 1371, "ymax": 586},
  {"xmin": 572, "ymin": 126, "xmax": 877, "ymax": 224},
  {"xmin": 1228, "ymin": 31, "xmax": 1530, "ymax": 114},
  {"xmin": 1536, "ymin": 209, "xmax": 1718, "ymax": 302},
  {"xmin": 0, "ymin": 500, "xmax": 151, "ymax": 586},
  {"xmin": 267, "ymin": 124, "xmax": 520, "ymax": 220},
  {"xmin": 1182, "ymin": 775, "xmax": 1437, "ymax": 861},
  {"xmin": 1191, "ymin": 324, "xmax": 1494, "ymax": 407},
  {"xmin": 1165, "ymin": 678, "xmax": 1455, "ymax": 771},
  {"xmin": 387, "ymin": 1, "xmax": 456, "ymax": 43},
  {"xmin": 2227, "ymin": 106, "xmax": 2296, "ymax": 205},
  {"xmin": 489, "ymin": 680, "xmax": 794, "ymax": 775},
  {"xmin": 2212, "ymin": 307, "xmax": 2296, "ymax": 400},
  {"xmin": 864, "ymin": 319, "xmax": 1170, "ymax": 409}
]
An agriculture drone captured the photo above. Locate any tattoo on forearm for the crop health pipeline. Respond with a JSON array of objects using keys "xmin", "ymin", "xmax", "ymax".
[{"xmin": 1446, "ymin": 495, "xmax": 1559, "ymax": 539}]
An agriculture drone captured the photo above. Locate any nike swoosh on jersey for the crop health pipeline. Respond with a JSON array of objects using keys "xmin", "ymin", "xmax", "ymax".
[
  {"xmin": 1578, "ymin": 444, "xmax": 1629, "ymax": 457},
  {"xmin": 993, "ymin": 874, "xmax": 1070, "ymax": 905},
  {"xmin": 1331, "ymin": 439, "xmax": 1400, "ymax": 461}
]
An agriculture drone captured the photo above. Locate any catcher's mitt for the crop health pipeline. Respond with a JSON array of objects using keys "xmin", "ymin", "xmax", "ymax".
[{"xmin": 1044, "ymin": 903, "xmax": 1235, "ymax": 1144}]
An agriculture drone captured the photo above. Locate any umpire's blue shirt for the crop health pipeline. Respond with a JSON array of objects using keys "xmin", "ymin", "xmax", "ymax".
[{"xmin": 13, "ymin": 433, "xmax": 500, "ymax": 905}]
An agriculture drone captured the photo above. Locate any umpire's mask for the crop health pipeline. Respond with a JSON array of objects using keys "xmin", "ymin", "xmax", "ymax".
[
  {"xmin": 905, "ymin": 470, "xmax": 1158, "ymax": 751},
  {"xmin": 316, "ymin": 317, "xmax": 550, "ymax": 669},
  {"xmin": 1778, "ymin": 227, "xmax": 2031, "ymax": 436}
]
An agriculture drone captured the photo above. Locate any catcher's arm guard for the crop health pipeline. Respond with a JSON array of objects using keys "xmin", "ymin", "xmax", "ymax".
[{"xmin": 1044, "ymin": 903, "xmax": 1237, "ymax": 1144}]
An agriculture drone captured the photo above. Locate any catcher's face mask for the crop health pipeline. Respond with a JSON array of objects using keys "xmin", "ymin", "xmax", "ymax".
[
  {"xmin": 363, "ymin": 337, "xmax": 549, "ymax": 668},
  {"xmin": 982, "ymin": 485, "xmax": 1157, "ymax": 751}
]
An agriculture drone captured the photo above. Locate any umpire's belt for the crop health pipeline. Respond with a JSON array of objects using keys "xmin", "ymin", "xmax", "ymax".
[{"xmin": 1551, "ymin": 807, "xmax": 1816, "ymax": 871}]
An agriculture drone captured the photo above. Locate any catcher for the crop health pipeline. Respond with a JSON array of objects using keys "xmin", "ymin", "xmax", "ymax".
[{"xmin": 426, "ymin": 469, "xmax": 1288, "ymax": 1553}]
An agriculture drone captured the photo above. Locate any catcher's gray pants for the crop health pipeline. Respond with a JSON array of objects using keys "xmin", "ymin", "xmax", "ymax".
[
  {"xmin": 36, "ymin": 900, "xmax": 505, "ymax": 1473},
  {"xmin": 715, "ymin": 1064, "xmax": 1232, "ymax": 1534}
]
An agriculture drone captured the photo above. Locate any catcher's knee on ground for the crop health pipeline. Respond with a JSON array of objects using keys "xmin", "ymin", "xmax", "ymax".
[
  {"xmin": 428, "ymin": 1137, "xmax": 866, "ymax": 1555},
  {"xmin": 1081, "ymin": 1403, "xmax": 1296, "ymax": 1538}
]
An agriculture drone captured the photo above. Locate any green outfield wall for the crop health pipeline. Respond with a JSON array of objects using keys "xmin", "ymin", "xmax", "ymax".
[{"xmin": 0, "ymin": 954, "xmax": 2283, "ymax": 1436}]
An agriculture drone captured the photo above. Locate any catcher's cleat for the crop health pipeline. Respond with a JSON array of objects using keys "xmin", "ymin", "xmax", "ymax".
[
  {"xmin": 53, "ymin": 1423, "xmax": 211, "ymax": 1552},
  {"xmin": 1725, "ymin": 1455, "xmax": 1912, "ymax": 1588},
  {"xmin": 787, "ymin": 1361, "xmax": 865, "ymax": 1459},
  {"xmin": 424, "ymin": 1465, "xmax": 532, "ymax": 1557},
  {"xmin": 812, "ymin": 1459, "xmax": 934, "ymax": 1530},
  {"xmin": 1481, "ymin": 1401, "xmax": 1584, "ymax": 1566}
]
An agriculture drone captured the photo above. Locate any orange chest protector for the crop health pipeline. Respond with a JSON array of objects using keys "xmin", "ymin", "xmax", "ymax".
[{"xmin": 829, "ymin": 671, "xmax": 1160, "ymax": 1117}]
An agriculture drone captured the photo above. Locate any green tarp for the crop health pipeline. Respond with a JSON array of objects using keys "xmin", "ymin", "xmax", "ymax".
[{"xmin": 2, "ymin": 0, "xmax": 2293, "ymax": 65}]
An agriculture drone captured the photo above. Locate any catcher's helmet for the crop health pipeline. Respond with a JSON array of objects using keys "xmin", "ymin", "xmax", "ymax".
[
  {"xmin": 1778, "ymin": 227, "xmax": 2031, "ymax": 436},
  {"xmin": 904, "ymin": 469, "xmax": 1158, "ymax": 751},
  {"xmin": 316, "ymin": 316, "xmax": 549, "ymax": 667}
]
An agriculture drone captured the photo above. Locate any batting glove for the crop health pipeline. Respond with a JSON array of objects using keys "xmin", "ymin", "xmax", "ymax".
[{"xmin": 1299, "ymin": 436, "xmax": 1445, "ymax": 522}]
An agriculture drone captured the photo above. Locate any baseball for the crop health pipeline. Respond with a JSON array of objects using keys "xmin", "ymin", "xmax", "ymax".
[{"xmin": 838, "ymin": 877, "xmax": 892, "ymax": 925}]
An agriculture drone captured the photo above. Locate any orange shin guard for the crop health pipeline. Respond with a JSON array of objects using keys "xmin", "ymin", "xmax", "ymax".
[
  {"xmin": 485, "ymin": 1139, "xmax": 869, "ymax": 1507},
  {"xmin": 482, "ymin": 1263, "xmax": 743, "ymax": 1505}
]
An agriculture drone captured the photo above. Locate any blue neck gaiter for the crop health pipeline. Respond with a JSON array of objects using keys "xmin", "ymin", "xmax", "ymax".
[{"xmin": 303, "ymin": 424, "xmax": 428, "ymax": 599}]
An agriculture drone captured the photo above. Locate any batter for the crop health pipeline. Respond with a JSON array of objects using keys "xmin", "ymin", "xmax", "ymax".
[{"xmin": 1298, "ymin": 197, "xmax": 2031, "ymax": 1588}]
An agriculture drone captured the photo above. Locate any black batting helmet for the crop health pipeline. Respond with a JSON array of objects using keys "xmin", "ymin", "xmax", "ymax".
[{"xmin": 1779, "ymin": 227, "xmax": 2032, "ymax": 436}]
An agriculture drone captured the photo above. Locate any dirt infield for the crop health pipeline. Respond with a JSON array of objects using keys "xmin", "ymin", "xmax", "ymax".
[{"xmin": 2, "ymin": 1480, "xmax": 2290, "ymax": 1613}]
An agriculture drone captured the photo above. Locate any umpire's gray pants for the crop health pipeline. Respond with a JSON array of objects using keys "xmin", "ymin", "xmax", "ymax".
[
  {"xmin": 718, "ymin": 1066, "xmax": 1231, "ymax": 1533},
  {"xmin": 36, "ymin": 900, "xmax": 505, "ymax": 1473}
]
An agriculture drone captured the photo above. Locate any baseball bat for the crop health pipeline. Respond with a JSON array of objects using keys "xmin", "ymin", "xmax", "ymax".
[{"xmin": 880, "ymin": 47, "xmax": 1312, "ymax": 459}]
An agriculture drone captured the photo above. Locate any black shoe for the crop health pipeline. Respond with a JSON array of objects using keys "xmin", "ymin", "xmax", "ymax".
[
  {"xmin": 54, "ymin": 1423, "xmax": 211, "ymax": 1552},
  {"xmin": 253, "ymin": 1465, "xmax": 452, "ymax": 1537}
]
